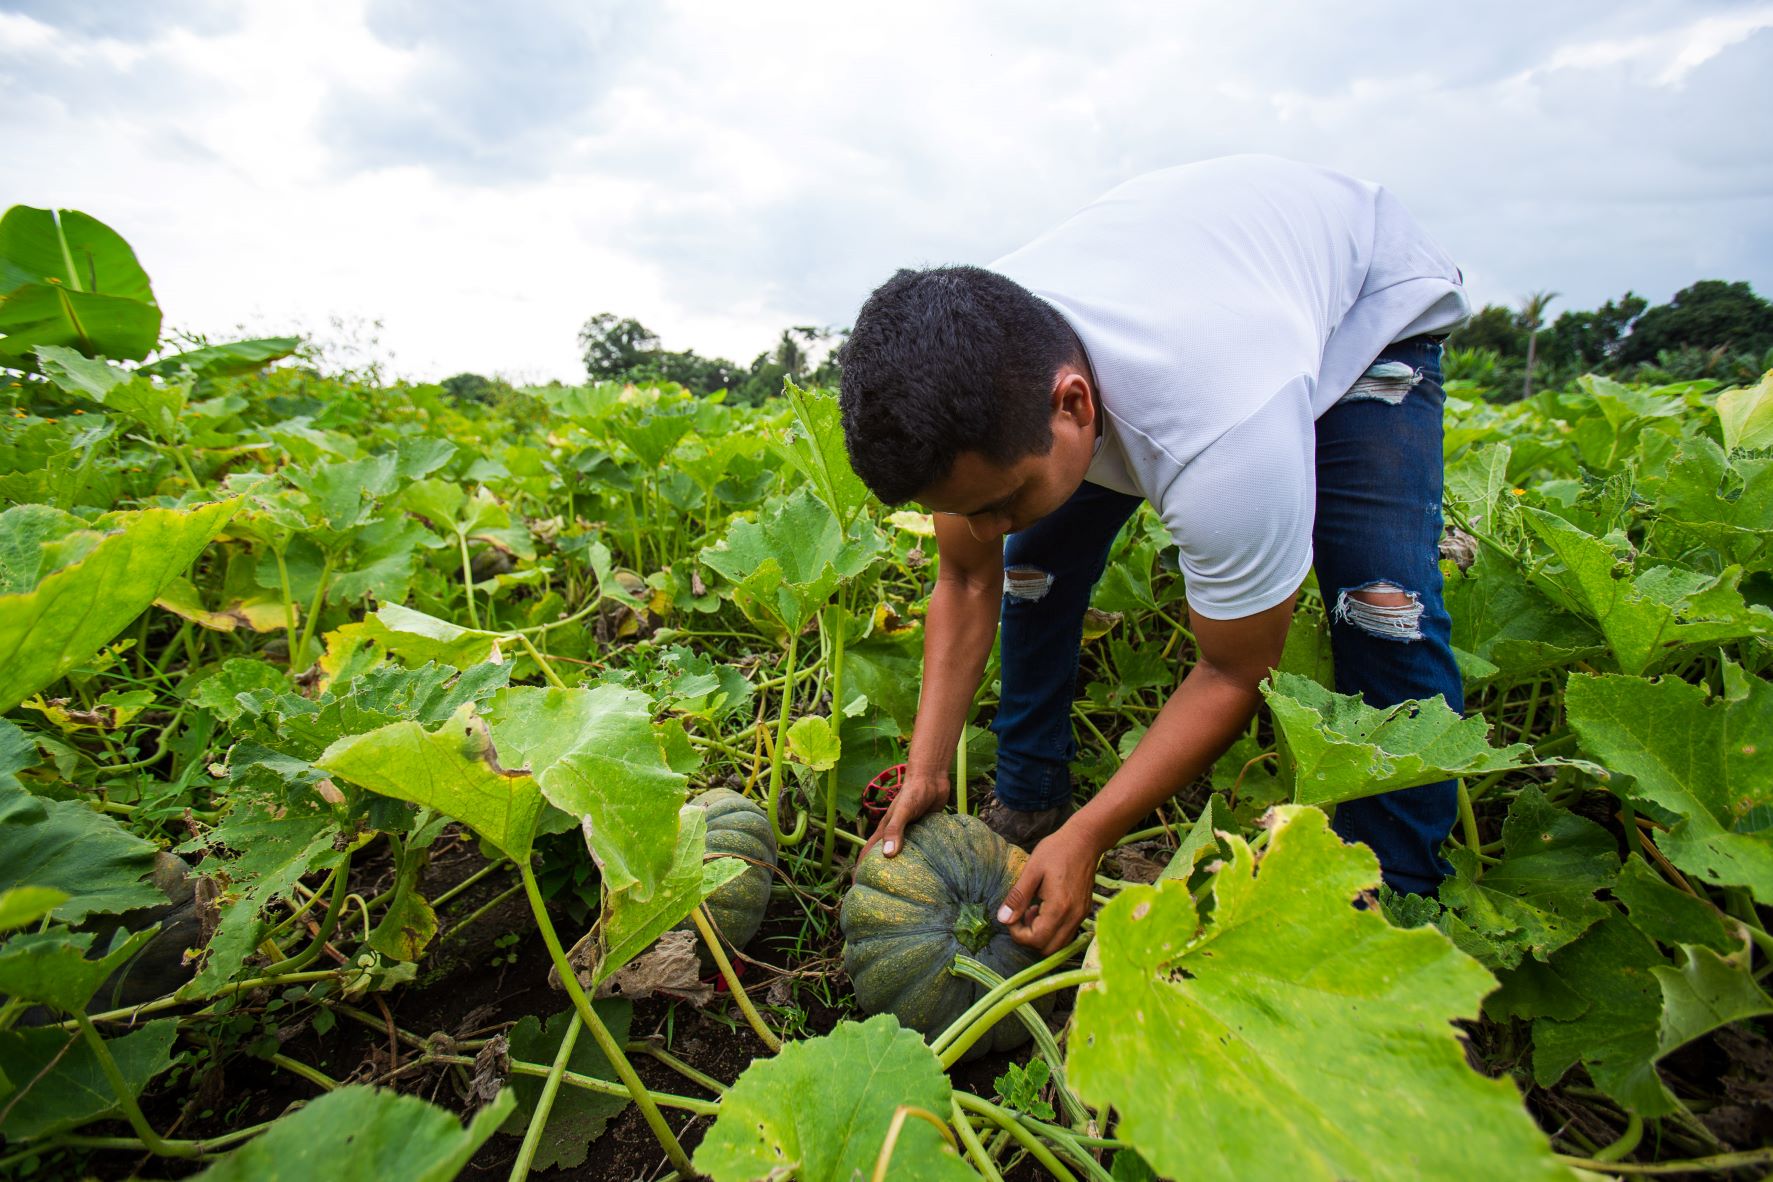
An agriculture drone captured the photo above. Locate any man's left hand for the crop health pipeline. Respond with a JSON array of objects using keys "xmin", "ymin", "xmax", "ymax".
[{"xmin": 998, "ymin": 822, "xmax": 1105, "ymax": 955}]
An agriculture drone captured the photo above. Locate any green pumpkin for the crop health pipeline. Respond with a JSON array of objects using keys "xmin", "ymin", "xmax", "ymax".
[
  {"xmin": 841, "ymin": 812, "xmax": 1051, "ymax": 1060},
  {"xmin": 689, "ymin": 787, "xmax": 776, "ymax": 958}
]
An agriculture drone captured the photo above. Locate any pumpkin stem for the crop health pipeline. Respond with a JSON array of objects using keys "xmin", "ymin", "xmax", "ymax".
[{"xmin": 953, "ymin": 902, "xmax": 994, "ymax": 953}]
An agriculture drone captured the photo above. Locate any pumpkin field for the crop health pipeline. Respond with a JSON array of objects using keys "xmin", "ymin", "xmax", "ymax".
[{"xmin": 3, "ymin": 203, "xmax": 1773, "ymax": 1182}]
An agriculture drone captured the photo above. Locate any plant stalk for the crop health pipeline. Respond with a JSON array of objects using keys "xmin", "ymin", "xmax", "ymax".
[
  {"xmin": 689, "ymin": 905, "xmax": 781, "ymax": 1052},
  {"xmin": 509, "ymin": 1011, "xmax": 582, "ymax": 1182}
]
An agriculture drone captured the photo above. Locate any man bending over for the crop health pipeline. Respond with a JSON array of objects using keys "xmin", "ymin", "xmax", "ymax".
[{"xmin": 837, "ymin": 155, "xmax": 1471, "ymax": 954}]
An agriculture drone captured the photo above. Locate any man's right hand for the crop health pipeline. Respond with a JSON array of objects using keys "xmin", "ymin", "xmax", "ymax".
[{"xmin": 859, "ymin": 772, "xmax": 951, "ymax": 866}]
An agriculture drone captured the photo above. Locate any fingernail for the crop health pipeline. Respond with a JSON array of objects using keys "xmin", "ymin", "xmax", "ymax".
[
  {"xmin": 883, "ymin": 841, "xmax": 895, "ymax": 855},
  {"xmin": 997, "ymin": 905, "xmax": 1012, "ymax": 922}
]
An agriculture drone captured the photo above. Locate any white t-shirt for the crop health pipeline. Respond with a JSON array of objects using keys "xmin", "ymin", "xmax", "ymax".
[{"xmin": 988, "ymin": 155, "xmax": 1469, "ymax": 620}]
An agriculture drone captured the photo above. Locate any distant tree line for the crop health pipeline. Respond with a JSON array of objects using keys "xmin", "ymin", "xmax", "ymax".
[
  {"xmin": 1448, "ymin": 279, "xmax": 1773, "ymax": 401},
  {"xmin": 573, "ymin": 314, "xmax": 845, "ymax": 406}
]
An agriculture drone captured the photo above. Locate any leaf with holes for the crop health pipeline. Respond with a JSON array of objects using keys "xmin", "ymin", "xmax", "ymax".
[
  {"xmin": 692, "ymin": 1013, "xmax": 976, "ymax": 1182},
  {"xmin": 1068, "ymin": 805, "xmax": 1572, "ymax": 1182},
  {"xmin": 1438, "ymin": 787, "xmax": 1620, "ymax": 970},
  {"xmin": 1565, "ymin": 672, "xmax": 1773, "ymax": 904},
  {"xmin": 1262, "ymin": 671, "xmax": 1586, "ymax": 808}
]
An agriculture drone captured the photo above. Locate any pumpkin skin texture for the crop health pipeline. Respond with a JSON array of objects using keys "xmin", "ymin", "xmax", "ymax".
[
  {"xmin": 841, "ymin": 813, "xmax": 1051, "ymax": 1060},
  {"xmin": 690, "ymin": 788, "xmax": 777, "ymax": 957}
]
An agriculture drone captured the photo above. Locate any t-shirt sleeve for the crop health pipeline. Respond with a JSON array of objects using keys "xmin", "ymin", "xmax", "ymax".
[{"xmin": 1154, "ymin": 386, "xmax": 1316, "ymax": 620}]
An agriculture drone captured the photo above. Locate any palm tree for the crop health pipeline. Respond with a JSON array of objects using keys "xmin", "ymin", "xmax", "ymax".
[{"xmin": 1519, "ymin": 290, "xmax": 1559, "ymax": 401}]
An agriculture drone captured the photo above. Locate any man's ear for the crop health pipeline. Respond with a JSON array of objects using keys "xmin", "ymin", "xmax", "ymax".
[{"xmin": 1052, "ymin": 369, "xmax": 1096, "ymax": 430}]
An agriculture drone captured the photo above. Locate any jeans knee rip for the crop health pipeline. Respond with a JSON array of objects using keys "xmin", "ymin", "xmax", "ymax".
[
  {"xmin": 1004, "ymin": 565, "xmax": 1055, "ymax": 602},
  {"xmin": 1334, "ymin": 581, "xmax": 1424, "ymax": 641},
  {"xmin": 1340, "ymin": 360, "xmax": 1423, "ymax": 405}
]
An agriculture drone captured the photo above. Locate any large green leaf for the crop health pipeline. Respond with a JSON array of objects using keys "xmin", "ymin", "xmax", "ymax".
[
  {"xmin": 497, "ymin": 1002, "xmax": 632, "ymax": 1170},
  {"xmin": 1521, "ymin": 508, "xmax": 1771, "ymax": 675},
  {"xmin": 1262, "ymin": 671, "xmax": 1579, "ymax": 807},
  {"xmin": 1068, "ymin": 805, "xmax": 1570, "ymax": 1182},
  {"xmin": 593, "ymin": 806, "xmax": 747, "ymax": 981},
  {"xmin": 0, "ymin": 1019, "xmax": 178, "ymax": 1140},
  {"xmin": 1654, "ymin": 943, "xmax": 1773, "ymax": 1054},
  {"xmin": 1444, "ymin": 548, "xmax": 1606, "ymax": 679},
  {"xmin": 692, "ymin": 1013, "xmax": 975, "ymax": 1182},
  {"xmin": 0, "ymin": 206, "xmax": 161, "ymax": 368},
  {"xmin": 1565, "ymin": 672, "xmax": 1773, "ymax": 903},
  {"xmin": 1611, "ymin": 855, "xmax": 1736, "ymax": 955},
  {"xmin": 192, "ymin": 1085, "xmax": 513, "ymax": 1182},
  {"xmin": 483, "ymin": 685, "xmax": 690, "ymax": 898},
  {"xmin": 1439, "ymin": 788, "xmax": 1620, "ymax": 970},
  {"xmin": 0, "ymin": 498, "xmax": 241, "ymax": 712},
  {"xmin": 1652, "ymin": 436, "xmax": 1773, "ymax": 567},
  {"xmin": 774, "ymin": 381, "xmax": 873, "ymax": 529},
  {"xmin": 317, "ymin": 703, "xmax": 542, "ymax": 862},
  {"xmin": 0, "ymin": 780, "xmax": 161, "ymax": 924},
  {"xmin": 699, "ymin": 487, "xmax": 883, "ymax": 634},
  {"xmin": 1716, "ymin": 370, "xmax": 1773, "ymax": 452},
  {"xmin": 1531, "ymin": 916, "xmax": 1676, "ymax": 1115}
]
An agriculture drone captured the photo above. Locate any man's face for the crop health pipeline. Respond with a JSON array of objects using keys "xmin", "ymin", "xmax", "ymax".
[{"xmin": 915, "ymin": 447, "xmax": 1082, "ymax": 543}]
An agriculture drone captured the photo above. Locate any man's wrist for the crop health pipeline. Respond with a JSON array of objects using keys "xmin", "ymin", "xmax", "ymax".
[{"xmin": 1062, "ymin": 806, "xmax": 1126, "ymax": 860}]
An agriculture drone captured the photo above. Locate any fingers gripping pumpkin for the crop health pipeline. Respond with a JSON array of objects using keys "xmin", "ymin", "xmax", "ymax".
[{"xmin": 841, "ymin": 813, "xmax": 1053, "ymax": 1060}]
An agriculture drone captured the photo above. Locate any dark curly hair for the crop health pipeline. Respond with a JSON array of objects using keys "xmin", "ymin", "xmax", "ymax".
[{"xmin": 837, "ymin": 266, "xmax": 1079, "ymax": 504}]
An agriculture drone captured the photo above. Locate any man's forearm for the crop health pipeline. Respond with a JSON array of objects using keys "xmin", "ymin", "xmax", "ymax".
[
  {"xmin": 1066, "ymin": 660, "xmax": 1262, "ymax": 855},
  {"xmin": 904, "ymin": 576, "xmax": 999, "ymax": 780}
]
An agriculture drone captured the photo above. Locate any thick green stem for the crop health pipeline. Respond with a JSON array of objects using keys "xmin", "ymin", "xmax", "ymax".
[
  {"xmin": 950, "ymin": 1097, "xmax": 1007, "ymax": 1182},
  {"xmin": 820, "ymin": 601, "xmax": 846, "ymax": 875},
  {"xmin": 1456, "ymin": 779, "xmax": 1483, "ymax": 878},
  {"xmin": 292, "ymin": 552, "xmax": 334, "ymax": 669},
  {"xmin": 953, "ymin": 1092, "xmax": 1082, "ymax": 1182},
  {"xmin": 514, "ymin": 632, "xmax": 568, "ymax": 690},
  {"xmin": 268, "ymin": 1051, "xmax": 340, "ymax": 1092},
  {"xmin": 518, "ymin": 861, "xmax": 694, "ymax": 1175},
  {"xmin": 429, "ymin": 1052, "xmax": 719, "ymax": 1115},
  {"xmin": 431, "ymin": 858, "xmax": 513, "ymax": 911},
  {"xmin": 510, "ymin": 1011, "xmax": 581, "ymax": 1182},
  {"xmin": 458, "ymin": 528, "xmax": 481, "ymax": 629},
  {"xmin": 628, "ymin": 1040, "xmax": 727, "ymax": 1095},
  {"xmin": 932, "ymin": 934, "xmax": 1090, "ymax": 1056},
  {"xmin": 951, "ymin": 957, "xmax": 1090, "ymax": 1129},
  {"xmin": 1592, "ymin": 1113, "xmax": 1643, "ymax": 1163},
  {"xmin": 767, "ymin": 627, "xmax": 808, "ymax": 846},
  {"xmin": 938, "ymin": 969, "xmax": 1098, "ymax": 1069},
  {"xmin": 74, "ymin": 1012, "xmax": 200, "ymax": 1158},
  {"xmin": 273, "ymin": 545, "xmax": 300, "ymax": 671},
  {"xmin": 275, "ymin": 849, "xmax": 354, "ymax": 974},
  {"xmin": 689, "ymin": 905, "xmax": 781, "ymax": 1052},
  {"xmin": 1557, "ymin": 1147, "xmax": 1773, "ymax": 1174}
]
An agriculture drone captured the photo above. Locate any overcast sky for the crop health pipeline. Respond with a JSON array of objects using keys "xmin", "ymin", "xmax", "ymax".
[{"xmin": 2, "ymin": 1, "xmax": 1769, "ymax": 383}]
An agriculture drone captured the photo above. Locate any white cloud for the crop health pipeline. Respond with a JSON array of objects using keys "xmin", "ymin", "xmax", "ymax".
[{"xmin": 0, "ymin": 0, "xmax": 1767, "ymax": 382}]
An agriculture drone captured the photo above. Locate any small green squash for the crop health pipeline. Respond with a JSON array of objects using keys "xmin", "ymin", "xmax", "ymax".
[
  {"xmin": 840, "ymin": 812, "xmax": 1050, "ymax": 1059},
  {"xmin": 689, "ymin": 787, "xmax": 776, "ymax": 957}
]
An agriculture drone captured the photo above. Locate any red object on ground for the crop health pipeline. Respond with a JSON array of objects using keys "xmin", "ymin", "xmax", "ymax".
[{"xmin": 863, "ymin": 763, "xmax": 907, "ymax": 821}]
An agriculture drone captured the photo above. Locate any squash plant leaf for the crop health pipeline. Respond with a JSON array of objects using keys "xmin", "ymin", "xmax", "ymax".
[
  {"xmin": 0, "ymin": 1019, "xmax": 178, "ymax": 1140},
  {"xmin": 0, "ymin": 498, "xmax": 241, "ymax": 712},
  {"xmin": 593, "ymin": 805, "xmax": 747, "ymax": 982},
  {"xmin": 1438, "ymin": 787, "xmax": 1620, "ymax": 970},
  {"xmin": 192, "ymin": 1084, "xmax": 514, "ymax": 1182},
  {"xmin": 1654, "ymin": 943, "xmax": 1773, "ymax": 1055},
  {"xmin": 1611, "ymin": 855, "xmax": 1737, "ymax": 955},
  {"xmin": 138, "ymin": 335, "xmax": 299, "ymax": 379},
  {"xmin": 775, "ymin": 381, "xmax": 872, "ymax": 530},
  {"xmin": 318, "ymin": 703, "xmax": 541, "ymax": 863},
  {"xmin": 1531, "ymin": 916, "xmax": 1678, "ymax": 1115},
  {"xmin": 1717, "ymin": 369, "xmax": 1773, "ymax": 452},
  {"xmin": 1262, "ymin": 671, "xmax": 1589, "ymax": 807},
  {"xmin": 484, "ymin": 685, "xmax": 690, "ymax": 899},
  {"xmin": 1521, "ymin": 508, "xmax": 1772, "ymax": 675},
  {"xmin": 1565, "ymin": 672, "xmax": 1773, "ymax": 904},
  {"xmin": 0, "ymin": 886, "xmax": 69, "ymax": 932},
  {"xmin": 1069, "ymin": 805, "xmax": 1571, "ymax": 1182},
  {"xmin": 693, "ymin": 1013, "xmax": 976, "ymax": 1182},
  {"xmin": 0, "ymin": 926, "xmax": 155, "ymax": 1013},
  {"xmin": 0, "ymin": 205, "xmax": 161, "ymax": 368},
  {"xmin": 497, "ymin": 1002, "xmax": 633, "ymax": 1170},
  {"xmin": 353, "ymin": 602, "xmax": 504, "ymax": 668},
  {"xmin": 1445, "ymin": 548, "xmax": 1607, "ymax": 680},
  {"xmin": 699, "ymin": 487, "xmax": 883, "ymax": 635},
  {"xmin": 0, "ymin": 778, "xmax": 160, "ymax": 923}
]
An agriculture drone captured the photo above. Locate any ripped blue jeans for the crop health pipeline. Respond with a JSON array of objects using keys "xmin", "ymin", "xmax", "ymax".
[{"xmin": 990, "ymin": 334, "xmax": 1460, "ymax": 894}]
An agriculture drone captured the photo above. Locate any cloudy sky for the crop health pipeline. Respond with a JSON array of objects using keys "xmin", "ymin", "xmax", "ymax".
[{"xmin": 2, "ymin": 1, "xmax": 1769, "ymax": 383}]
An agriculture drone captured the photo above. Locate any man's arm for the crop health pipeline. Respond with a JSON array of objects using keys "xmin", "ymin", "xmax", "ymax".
[
  {"xmin": 862, "ymin": 514, "xmax": 1003, "ymax": 860},
  {"xmin": 1000, "ymin": 593, "xmax": 1295, "ymax": 952}
]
